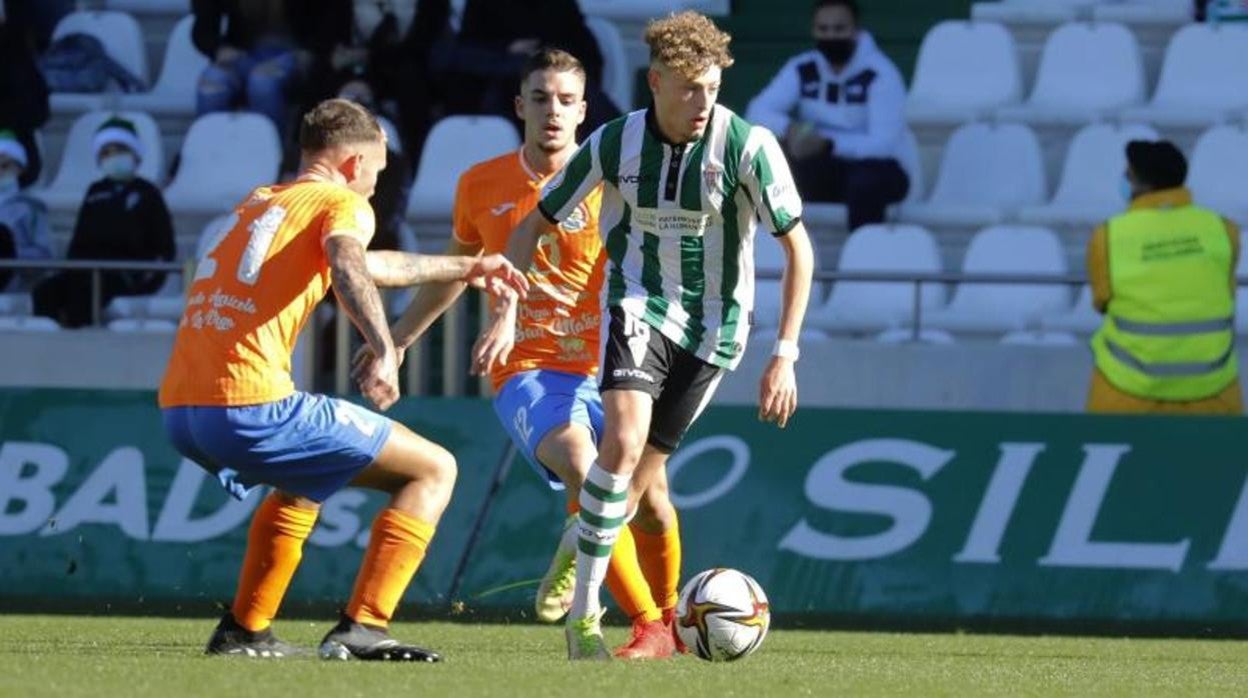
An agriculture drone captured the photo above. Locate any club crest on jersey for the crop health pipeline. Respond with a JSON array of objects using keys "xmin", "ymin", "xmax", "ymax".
[
  {"xmin": 559, "ymin": 203, "xmax": 590, "ymax": 233},
  {"xmin": 703, "ymin": 166, "xmax": 723, "ymax": 192}
]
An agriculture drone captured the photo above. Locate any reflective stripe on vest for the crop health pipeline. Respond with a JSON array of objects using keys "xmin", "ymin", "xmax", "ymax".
[{"xmin": 1091, "ymin": 204, "xmax": 1237, "ymax": 401}]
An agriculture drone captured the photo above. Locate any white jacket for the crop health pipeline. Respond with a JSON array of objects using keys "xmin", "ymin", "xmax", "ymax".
[{"xmin": 746, "ymin": 31, "xmax": 908, "ymax": 162}]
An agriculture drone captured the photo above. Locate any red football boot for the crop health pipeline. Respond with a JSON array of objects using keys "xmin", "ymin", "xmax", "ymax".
[
  {"xmin": 662, "ymin": 607, "xmax": 689, "ymax": 655},
  {"xmin": 613, "ymin": 617, "xmax": 676, "ymax": 659}
]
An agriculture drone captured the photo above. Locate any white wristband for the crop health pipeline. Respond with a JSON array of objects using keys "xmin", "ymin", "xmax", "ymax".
[{"xmin": 772, "ymin": 338, "xmax": 800, "ymax": 361}]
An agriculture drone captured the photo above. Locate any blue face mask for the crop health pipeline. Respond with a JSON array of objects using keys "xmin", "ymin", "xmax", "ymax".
[{"xmin": 1119, "ymin": 176, "xmax": 1134, "ymax": 203}]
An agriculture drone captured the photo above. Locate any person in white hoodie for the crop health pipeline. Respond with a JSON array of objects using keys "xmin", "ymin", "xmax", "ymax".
[{"xmin": 746, "ymin": 0, "xmax": 909, "ymax": 231}]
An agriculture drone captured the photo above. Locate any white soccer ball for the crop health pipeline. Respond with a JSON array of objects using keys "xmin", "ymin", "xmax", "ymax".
[{"xmin": 675, "ymin": 568, "xmax": 771, "ymax": 661}]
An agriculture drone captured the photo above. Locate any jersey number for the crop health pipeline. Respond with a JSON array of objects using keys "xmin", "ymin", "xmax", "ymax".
[{"xmin": 193, "ymin": 205, "xmax": 288, "ymax": 286}]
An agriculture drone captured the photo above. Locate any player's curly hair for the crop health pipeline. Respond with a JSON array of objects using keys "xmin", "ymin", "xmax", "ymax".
[{"xmin": 644, "ymin": 11, "xmax": 734, "ymax": 80}]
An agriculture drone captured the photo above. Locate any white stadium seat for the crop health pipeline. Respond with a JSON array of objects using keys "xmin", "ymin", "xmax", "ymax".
[
  {"xmin": 808, "ymin": 224, "xmax": 947, "ymax": 333},
  {"xmin": 119, "ymin": 16, "xmax": 211, "ymax": 116},
  {"xmin": 997, "ymin": 22, "xmax": 1145, "ymax": 124},
  {"xmin": 104, "ymin": 0, "xmax": 190, "ymax": 12},
  {"xmin": 406, "ymin": 116, "xmax": 520, "ymax": 222},
  {"xmin": 924, "ymin": 225, "xmax": 1071, "ymax": 332},
  {"xmin": 907, "ymin": 21, "xmax": 1023, "ymax": 124},
  {"xmin": 971, "ymin": 0, "xmax": 1095, "ymax": 25},
  {"xmin": 1042, "ymin": 285, "xmax": 1104, "ymax": 334},
  {"xmin": 902, "ymin": 123, "xmax": 1046, "ymax": 227},
  {"xmin": 585, "ymin": 17, "xmax": 632, "ymax": 112},
  {"xmin": 1120, "ymin": 24, "xmax": 1248, "ymax": 126},
  {"xmin": 752, "ymin": 233, "xmax": 790, "ymax": 328},
  {"xmin": 107, "ymin": 318, "xmax": 179, "ymax": 332},
  {"xmin": 1188, "ymin": 125, "xmax": 1248, "ymax": 225},
  {"xmin": 0, "ymin": 316, "xmax": 62, "ymax": 332},
  {"xmin": 32, "ymin": 110, "xmax": 165, "ymax": 211},
  {"xmin": 1235, "ymin": 230, "xmax": 1248, "ymax": 334},
  {"xmin": 1000, "ymin": 329, "xmax": 1080, "ymax": 345},
  {"xmin": 875, "ymin": 327, "xmax": 955, "ymax": 344},
  {"xmin": 1017, "ymin": 122, "xmax": 1159, "ymax": 227},
  {"xmin": 1091, "ymin": 0, "xmax": 1191, "ymax": 25},
  {"xmin": 0, "ymin": 293, "xmax": 33, "ymax": 317},
  {"xmin": 163, "ymin": 113, "xmax": 282, "ymax": 215},
  {"xmin": 49, "ymin": 11, "xmax": 150, "ymax": 113}
]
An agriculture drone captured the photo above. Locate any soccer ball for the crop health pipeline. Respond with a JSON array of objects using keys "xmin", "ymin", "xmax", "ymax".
[{"xmin": 675, "ymin": 568, "xmax": 770, "ymax": 661}]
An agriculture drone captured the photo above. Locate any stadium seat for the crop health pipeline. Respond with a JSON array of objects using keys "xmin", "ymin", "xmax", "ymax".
[
  {"xmin": 1017, "ymin": 122, "xmax": 1159, "ymax": 227},
  {"xmin": 923, "ymin": 225, "xmax": 1072, "ymax": 332},
  {"xmin": 585, "ymin": 17, "xmax": 632, "ymax": 112},
  {"xmin": 1120, "ymin": 24, "xmax": 1248, "ymax": 126},
  {"xmin": 118, "ymin": 16, "xmax": 210, "ymax": 116},
  {"xmin": 874, "ymin": 327, "xmax": 955, "ymax": 344},
  {"xmin": 49, "ymin": 11, "xmax": 150, "ymax": 113},
  {"xmin": 32, "ymin": 110, "xmax": 165, "ymax": 211},
  {"xmin": 971, "ymin": 0, "xmax": 1096, "ymax": 25},
  {"xmin": 807, "ymin": 224, "xmax": 947, "ymax": 333},
  {"xmin": 997, "ymin": 22, "xmax": 1145, "ymax": 124},
  {"xmin": 906, "ymin": 21, "xmax": 1023, "ymax": 124},
  {"xmin": 107, "ymin": 318, "xmax": 178, "ymax": 332},
  {"xmin": 1188, "ymin": 125, "xmax": 1248, "ymax": 225},
  {"xmin": 1000, "ymin": 329, "xmax": 1080, "ymax": 345},
  {"xmin": 1234, "ymin": 230, "xmax": 1248, "ymax": 333},
  {"xmin": 0, "ymin": 316, "xmax": 62, "ymax": 332},
  {"xmin": 104, "ymin": 0, "xmax": 190, "ymax": 12},
  {"xmin": 406, "ymin": 116, "xmax": 520, "ymax": 223},
  {"xmin": 1091, "ymin": 0, "xmax": 1191, "ymax": 25},
  {"xmin": 901, "ymin": 123, "xmax": 1047, "ymax": 227},
  {"xmin": 1042, "ymin": 285, "xmax": 1103, "ymax": 334},
  {"xmin": 0, "ymin": 293, "xmax": 33, "ymax": 317},
  {"xmin": 577, "ymin": 0, "xmax": 729, "ymax": 19},
  {"xmin": 752, "ymin": 232, "xmax": 789, "ymax": 328},
  {"xmin": 163, "ymin": 113, "xmax": 282, "ymax": 215}
]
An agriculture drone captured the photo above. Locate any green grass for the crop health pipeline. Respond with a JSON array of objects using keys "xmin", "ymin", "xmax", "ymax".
[{"xmin": 2, "ymin": 615, "xmax": 1248, "ymax": 697}]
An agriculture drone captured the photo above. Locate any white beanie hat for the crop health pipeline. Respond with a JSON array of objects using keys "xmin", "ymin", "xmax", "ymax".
[
  {"xmin": 0, "ymin": 130, "xmax": 28, "ymax": 169},
  {"xmin": 93, "ymin": 116, "xmax": 144, "ymax": 162}
]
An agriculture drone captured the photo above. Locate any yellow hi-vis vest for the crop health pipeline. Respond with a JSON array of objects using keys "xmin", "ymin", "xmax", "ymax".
[{"xmin": 1092, "ymin": 205, "xmax": 1237, "ymax": 401}]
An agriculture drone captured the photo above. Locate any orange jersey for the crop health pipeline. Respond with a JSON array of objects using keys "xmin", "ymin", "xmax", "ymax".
[
  {"xmin": 159, "ymin": 179, "xmax": 375, "ymax": 407},
  {"xmin": 454, "ymin": 150, "xmax": 604, "ymax": 391}
]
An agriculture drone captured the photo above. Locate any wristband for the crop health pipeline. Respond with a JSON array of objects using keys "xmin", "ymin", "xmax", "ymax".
[{"xmin": 772, "ymin": 338, "xmax": 800, "ymax": 361}]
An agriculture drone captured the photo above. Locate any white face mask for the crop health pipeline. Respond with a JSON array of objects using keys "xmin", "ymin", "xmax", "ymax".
[{"xmin": 100, "ymin": 152, "xmax": 138, "ymax": 180}]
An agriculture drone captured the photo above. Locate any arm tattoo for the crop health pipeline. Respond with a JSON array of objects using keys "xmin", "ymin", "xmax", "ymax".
[{"xmin": 327, "ymin": 236, "xmax": 394, "ymax": 358}]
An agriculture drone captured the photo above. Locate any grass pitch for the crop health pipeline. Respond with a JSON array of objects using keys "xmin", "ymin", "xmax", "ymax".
[{"xmin": 2, "ymin": 614, "xmax": 1247, "ymax": 697}]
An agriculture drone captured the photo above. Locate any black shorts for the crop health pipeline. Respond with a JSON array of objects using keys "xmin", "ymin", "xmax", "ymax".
[{"xmin": 599, "ymin": 305, "xmax": 723, "ymax": 453}]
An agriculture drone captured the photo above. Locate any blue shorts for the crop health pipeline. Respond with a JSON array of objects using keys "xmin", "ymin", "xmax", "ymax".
[
  {"xmin": 492, "ymin": 369, "xmax": 603, "ymax": 490},
  {"xmin": 162, "ymin": 392, "xmax": 393, "ymax": 503}
]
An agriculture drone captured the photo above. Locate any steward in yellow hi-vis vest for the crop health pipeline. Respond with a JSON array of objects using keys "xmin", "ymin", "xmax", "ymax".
[{"xmin": 1087, "ymin": 140, "xmax": 1243, "ymax": 414}]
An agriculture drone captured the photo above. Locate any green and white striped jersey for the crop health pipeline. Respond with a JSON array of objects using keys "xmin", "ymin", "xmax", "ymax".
[{"xmin": 538, "ymin": 105, "xmax": 802, "ymax": 370}]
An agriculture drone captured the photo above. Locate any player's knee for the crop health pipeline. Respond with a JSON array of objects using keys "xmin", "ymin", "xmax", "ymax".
[
  {"xmin": 600, "ymin": 429, "xmax": 645, "ymax": 470},
  {"xmin": 428, "ymin": 448, "xmax": 458, "ymax": 492}
]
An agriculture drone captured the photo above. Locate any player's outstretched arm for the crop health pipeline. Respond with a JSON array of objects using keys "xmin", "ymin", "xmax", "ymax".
[
  {"xmin": 327, "ymin": 235, "xmax": 401, "ymax": 409},
  {"xmin": 759, "ymin": 221, "xmax": 814, "ymax": 429},
  {"xmin": 387, "ymin": 238, "xmax": 483, "ymax": 352}
]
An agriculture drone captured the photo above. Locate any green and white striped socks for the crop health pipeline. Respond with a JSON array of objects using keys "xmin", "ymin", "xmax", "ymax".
[{"xmin": 569, "ymin": 464, "xmax": 632, "ymax": 621}]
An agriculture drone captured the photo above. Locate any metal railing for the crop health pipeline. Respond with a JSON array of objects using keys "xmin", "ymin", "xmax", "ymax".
[{"xmin": 9, "ymin": 258, "xmax": 1246, "ymax": 396}]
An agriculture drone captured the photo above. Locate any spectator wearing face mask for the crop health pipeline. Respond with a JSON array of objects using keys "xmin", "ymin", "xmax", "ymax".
[
  {"xmin": 32, "ymin": 117, "xmax": 176, "ymax": 328},
  {"xmin": 746, "ymin": 0, "xmax": 909, "ymax": 231},
  {"xmin": 0, "ymin": 130, "xmax": 51, "ymax": 291}
]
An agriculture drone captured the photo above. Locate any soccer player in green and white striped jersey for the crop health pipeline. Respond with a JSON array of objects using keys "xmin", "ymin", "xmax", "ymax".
[{"xmin": 478, "ymin": 11, "xmax": 815, "ymax": 660}]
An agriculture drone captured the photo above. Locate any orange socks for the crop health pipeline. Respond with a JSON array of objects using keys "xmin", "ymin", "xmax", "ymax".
[
  {"xmin": 231, "ymin": 492, "xmax": 318, "ymax": 632},
  {"xmin": 346, "ymin": 508, "xmax": 435, "ymax": 628},
  {"xmin": 632, "ymin": 515, "xmax": 682, "ymax": 612}
]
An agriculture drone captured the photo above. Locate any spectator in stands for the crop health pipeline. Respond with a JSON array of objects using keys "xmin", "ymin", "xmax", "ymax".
[
  {"xmin": 32, "ymin": 117, "xmax": 175, "ymax": 328},
  {"xmin": 1087, "ymin": 140, "xmax": 1242, "ymax": 415},
  {"xmin": 192, "ymin": 0, "xmax": 351, "ymax": 136},
  {"xmin": 0, "ymin": 130, "xmax": 50, "ymax": 291},
  {"xmin": 0, "ymin": 6, "xmax": 50, "ymax": 187},
  {"xmin": 441, "ymin": 0, "xmax": 620, "ymax": 137},
  {"xmin": 746, "ymin": 0, "xmax": 909, "ymax": 232}
]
